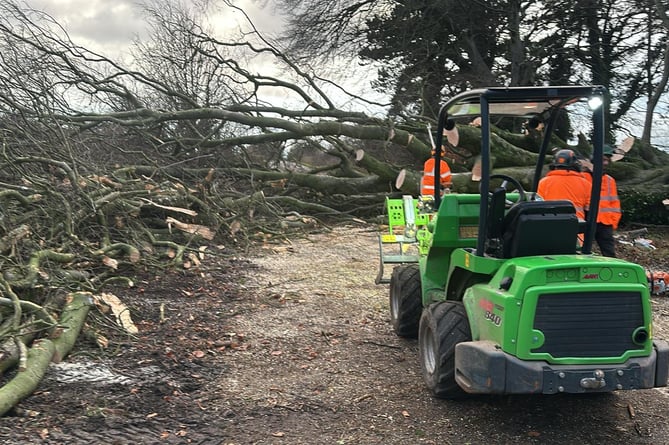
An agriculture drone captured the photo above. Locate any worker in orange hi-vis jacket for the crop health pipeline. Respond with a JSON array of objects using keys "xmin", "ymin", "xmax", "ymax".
[
  {"xmin": 421, "ymin": 147, "xmax": 452, "ymax": 196},
  {"xmin": 580, "ymin": 145, "xmax": 622, "ymax": 257},
  {"xmin": 537, "ymin": 149, "xmax": 591, "ymax": 221}
]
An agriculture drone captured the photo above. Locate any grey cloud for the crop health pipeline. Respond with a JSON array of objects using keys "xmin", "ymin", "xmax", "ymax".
[
  {"xmin": 66, "ymin": 6, "xmax": 146, "ymax": 45},
  {"xmin": 26, "ymin": 0, "xmax": 147, "ymax": 47}
]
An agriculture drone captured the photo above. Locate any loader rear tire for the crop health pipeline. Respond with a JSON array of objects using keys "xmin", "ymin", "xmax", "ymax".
[
  {"xmin": 389, "ymin": 264, "xmax": 422, "ymax": 338},
  {"xmin": 419, "ymin": 301, "xmax": 471, "ymax": 399}
]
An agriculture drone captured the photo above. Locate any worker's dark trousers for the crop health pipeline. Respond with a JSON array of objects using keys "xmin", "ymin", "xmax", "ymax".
[{"xmin": 595, "ymin": 223, "xmax": 616, "ymax": 257}]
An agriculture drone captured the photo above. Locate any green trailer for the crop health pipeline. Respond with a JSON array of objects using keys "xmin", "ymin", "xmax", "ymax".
[{"xmin": 380, "ymin": 86, "xmax": 669, "ymax": 398}]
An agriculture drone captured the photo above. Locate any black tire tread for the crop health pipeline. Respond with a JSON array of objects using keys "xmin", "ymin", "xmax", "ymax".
[
  {"xmin": 419, "ymin": 301, "xmax": 471, "ymax": 399},
  {"xmin": 389, "ymin": 264, "xmax": 422, "ymax": 338}
]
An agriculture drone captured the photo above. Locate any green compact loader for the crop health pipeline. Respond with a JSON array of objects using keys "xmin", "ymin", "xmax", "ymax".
[{"xmin": 379, "ymin": 86, "xmax": 669, "ymax": 398}]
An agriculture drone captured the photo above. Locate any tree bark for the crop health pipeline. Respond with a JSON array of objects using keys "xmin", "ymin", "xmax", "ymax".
[
  {"xmin": 0, "ymin": 292, "xmax": 92, "ymax": 416},
  {"xmin": 0, "ymin": 338, "xmax": 54, "ymax": 416}
]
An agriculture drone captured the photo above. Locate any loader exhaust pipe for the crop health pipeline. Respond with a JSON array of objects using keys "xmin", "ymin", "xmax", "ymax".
[{"xmin": 633, "ymin": 328, "xmax": 649, "ymax": 345}]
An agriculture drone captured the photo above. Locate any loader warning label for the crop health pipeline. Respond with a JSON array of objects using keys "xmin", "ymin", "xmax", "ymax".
[{"xmin": 381, "ymin": 234, "xmax": 397, "ymax": 243}]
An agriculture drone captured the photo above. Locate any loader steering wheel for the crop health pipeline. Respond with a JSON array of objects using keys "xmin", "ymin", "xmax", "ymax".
[{"xmin": 489, "ymin": 174, "xmax": 526, "ymax": 205}]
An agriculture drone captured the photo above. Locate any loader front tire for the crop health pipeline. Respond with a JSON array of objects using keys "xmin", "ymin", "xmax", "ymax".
[
  {"xmin": 389, "ymin": 264, "xmax": 422, "ymax": 338},
  {"xmin": 419, "ymin": 301, "xmax": 471, "ymax": 399}
]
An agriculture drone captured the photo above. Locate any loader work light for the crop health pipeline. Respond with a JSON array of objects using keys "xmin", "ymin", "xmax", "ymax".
[{"xmin": 588, "ymin": 96, "xmax": 603, "ymax": 110}]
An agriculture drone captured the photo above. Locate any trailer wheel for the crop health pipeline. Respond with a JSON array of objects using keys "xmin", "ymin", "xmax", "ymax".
[
  {"xmin": 419, "ymin": 301, "xmax": 471, "ymax": 399},
  {"xmin": 389, "ymin": 264, "xmax": 422, "ymax": 338}
]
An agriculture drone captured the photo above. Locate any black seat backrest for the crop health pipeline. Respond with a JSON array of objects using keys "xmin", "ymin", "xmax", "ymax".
[
  {"xmin": 485, "ymin": 187, "xmax": 507, "ymax": 257},
  {"xmin": 501, "ymin": 200, "xmax": 578, "ymax": 258},
  {"xmin": 487, "ymin": 187, "xmax": 507, "ymax": 240}
]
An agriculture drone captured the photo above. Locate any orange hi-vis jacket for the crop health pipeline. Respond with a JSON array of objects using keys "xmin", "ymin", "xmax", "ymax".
[
  {"xmin": 537, "ymin": 169, "xmax": 591, "ymax": 220},
  {"xmin": 583, "ymin": 173, "xmax": 622, "ymax": 229},
  {"xmin": 421, "ymin": 158, "xmax": 452, "ymax": 196}
]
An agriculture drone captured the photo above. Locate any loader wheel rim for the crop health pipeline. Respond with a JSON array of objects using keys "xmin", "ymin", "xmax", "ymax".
[
  {"xmin": 391, "ymin": 294, "xmax": 399, "ymax": 319},
  {"xmin": 422, "ymin": 328, "xmax": 436, "ymax": 374}
]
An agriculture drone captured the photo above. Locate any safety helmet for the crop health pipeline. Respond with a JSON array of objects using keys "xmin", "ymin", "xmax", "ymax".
[
  {"xmin": 588, "ymin": 145, "xmax": 615, "ymax": 164},
  {"xmin": 551, "ymin": 149, "xmax": 577, "ymax": 169}
]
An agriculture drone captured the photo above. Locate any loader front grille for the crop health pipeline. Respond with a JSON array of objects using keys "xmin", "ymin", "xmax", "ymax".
[{"xmin": 533, "ymin": 291, "xmax": 644, "ymax": 358}]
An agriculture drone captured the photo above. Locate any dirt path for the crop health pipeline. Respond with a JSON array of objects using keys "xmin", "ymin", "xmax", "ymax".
[
  {"xmin": 215, "ymin": 224, "xmax": 669, "ymax": 445},
  {"xmin": 2, "ymin": 224, "xmax": 669, "ymax": 444}
]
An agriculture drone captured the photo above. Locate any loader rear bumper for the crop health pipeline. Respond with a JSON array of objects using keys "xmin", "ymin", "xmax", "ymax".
[{"xmin": 455, "ymin": 339, "xmax": 669, "ymax": 394}]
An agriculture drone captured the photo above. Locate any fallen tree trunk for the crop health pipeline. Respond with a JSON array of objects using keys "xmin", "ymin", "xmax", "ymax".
[
  {"xmin": 0, "ymin": 292, "xmax": 92, "ymax": 416},
  {"xmin": 0, "ymin": 338, "xmax": 54, "ymax": 416}
]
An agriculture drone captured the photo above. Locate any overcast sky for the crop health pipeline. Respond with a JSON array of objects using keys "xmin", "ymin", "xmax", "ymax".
[
  {"xmin": 19, "ymin": 0, "xmax": 385, "ymax": 114},
  {"xmin": 23, "ymin": 0, "xmax": 276, "ymax": 59},
  {"xmin": 24, "ymin": 0, "xmax": 150, "ymax": 57}
]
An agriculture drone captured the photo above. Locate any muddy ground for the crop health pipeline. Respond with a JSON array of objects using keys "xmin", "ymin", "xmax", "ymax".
[{"xmin": 1, "ymin": 223, "xmax": 669, "ymax": 445}]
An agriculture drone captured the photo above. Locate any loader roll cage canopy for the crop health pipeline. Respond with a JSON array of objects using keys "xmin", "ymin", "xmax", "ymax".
[{"xmin": 432, "ymin": 85, "xmax": 607, "ymax": 256}]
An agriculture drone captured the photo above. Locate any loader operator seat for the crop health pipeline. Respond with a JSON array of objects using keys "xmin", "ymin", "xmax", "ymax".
[
  {"xmin": 484, "ymin": 174, "xmax": 528, "ymax": 257},
  {"xmin": 501, "ymin": 200, "xmax": 578, "ymax": 258}
]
